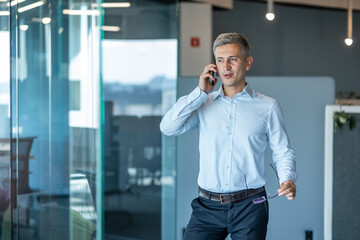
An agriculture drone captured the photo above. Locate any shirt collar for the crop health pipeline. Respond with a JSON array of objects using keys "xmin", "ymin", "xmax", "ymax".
[{"xmin": 213, "ymin": 83, "xmax": 254, "ymax": 99}]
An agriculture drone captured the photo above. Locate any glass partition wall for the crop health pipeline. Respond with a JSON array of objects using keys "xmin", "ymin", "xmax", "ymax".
[
  {"xmin": 0, "ymin": 1, "xmax": 11, "ymax": 239},
  {"xmin": 102, "ymin": 0, "xmax": 178, "ymax": 239},
  {"xmin": 6, "ymin": 0, "xmax": 103, "ymax": 239},
  {"xmin": 2, "ymin": 0, "xmax": 178, "ymax": 239}
]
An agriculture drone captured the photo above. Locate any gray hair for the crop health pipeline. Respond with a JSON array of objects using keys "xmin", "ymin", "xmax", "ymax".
[{"xmin": 213, "ymin": 33, "xmax": 251, "ymax": 58}]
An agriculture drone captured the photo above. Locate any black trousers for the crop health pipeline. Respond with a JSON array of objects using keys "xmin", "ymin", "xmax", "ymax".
[{"xmin": 183, "ymin": 190, "xmax": 269, "ymax": 240}]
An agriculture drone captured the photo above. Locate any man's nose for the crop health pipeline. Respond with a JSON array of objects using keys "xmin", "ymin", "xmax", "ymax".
[{"xmin": 223, "ymin": 60, "xmax": 231, "ymax": 70}]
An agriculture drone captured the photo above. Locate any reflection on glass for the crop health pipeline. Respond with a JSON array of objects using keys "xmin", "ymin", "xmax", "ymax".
[
  {"xmin": 8, "ymin": 0, "xmax": 102, "ymax": 239},
  {"xmin": 103, "ymin": 39, "xmax": 177, "ymax": 117},
  {"xmin": 0, "ymin": 2, "xmax": 11, "ymax": 239},
  {"xmin": 102, "ymin": 1, "xmax": 178, "ymax": 238},
  {"xmin": 70, "ymin": 173, "xmax": 96, "ymax": 221},
  {"xmin": 103, "ymin": 40, "xmax": 177, "ymax": 239}
]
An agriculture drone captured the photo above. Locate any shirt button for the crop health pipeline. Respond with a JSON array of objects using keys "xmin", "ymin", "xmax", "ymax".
[
  {"xmin": 228, "ymin": 149, "xmax": 231, "ymax": 151},
  {"xmin": 227, "ymin": 166, "xmax": 230, "ymax": 169},
  {"xmin": 226, "ymin": 183, "xmax": 228, "ymax": 186}
]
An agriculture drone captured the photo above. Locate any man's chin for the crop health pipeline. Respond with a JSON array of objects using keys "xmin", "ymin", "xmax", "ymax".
[{"xmin": 222, "ymin": 81, "xmax": 235, "ymax": 87}]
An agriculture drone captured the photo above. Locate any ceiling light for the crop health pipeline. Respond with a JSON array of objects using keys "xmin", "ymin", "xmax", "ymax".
[
  {"xmin": 62, "ymin": 9, "xmax": 100, "ymax": 16},
  {"xmin": 345, "ymin": 38, "xmax": 353, "ymax": 46},
  {"xmin": 101, "ymin": 26, "xmax": 120, "ymax": 32},
  {"xmin": 31, "ymin": 17, "xmax": 42, "ymax": 22},
  {"xmin": 19, "ymin": 24, "xmax": 29, "ymax": 31},
  {"xmin": 345, "ymin": 0, "xmax": 353, "ymax": 46},
  {"xmin": 8, "ymin": 0, "xmax": 26, "ymax": 7},
  {"xmin": 91, "ymin": 2, "xmax": 131, "ymax": 8},
  {"xmin": 266, "ymin": 0, "xmax": 275, "ymax": 21},
  {"xmin": 101, "ymin": 2, "xmax": 130, "ymax": 8},
  {"xmin": 42, "ymin": 17, "xmax": 51, "ymax": 24},
  {"xmin": 0, "ymin": 11, "xmax": 10, "ymax": 16},
  {"xmin": 18, "ymin": 1, "xmax": 44, "ymax": 13},
  {"xmin": 266, "ymin": 13, "xmax": 275, "ymax": 21}
]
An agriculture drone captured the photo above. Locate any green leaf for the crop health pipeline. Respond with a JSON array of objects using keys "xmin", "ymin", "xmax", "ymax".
[
  {"xmin": 339, "ymin": 116, "xmax": 347, "ymax": 123},
  {"xmin": 333, "ymin": 111, "xmax": 356, "ymax": 133}
]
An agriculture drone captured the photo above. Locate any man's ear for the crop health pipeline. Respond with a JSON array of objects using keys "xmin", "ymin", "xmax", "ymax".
[{"xmin": 246, "ymin": 56, "xmax": 253, "ymax": 71}]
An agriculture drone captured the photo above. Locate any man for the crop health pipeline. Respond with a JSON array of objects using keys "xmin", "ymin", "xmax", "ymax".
[{"xmin": 160, "ymin": 33, "xmax": 296, "ymax": 240}]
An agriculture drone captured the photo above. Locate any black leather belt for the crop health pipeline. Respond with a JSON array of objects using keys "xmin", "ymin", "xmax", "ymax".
[{"xmin": 198, "ymin": 186, "xmax": 265, "ymax": 204}]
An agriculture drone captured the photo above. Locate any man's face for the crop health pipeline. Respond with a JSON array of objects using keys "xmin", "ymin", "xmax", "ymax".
[{"xmin": 215, "ymin": 43, "xmax": 253, "ymax": 88}]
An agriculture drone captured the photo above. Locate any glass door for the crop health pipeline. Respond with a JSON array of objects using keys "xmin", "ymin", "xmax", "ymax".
[{"xmin": 7, "ymin": 0, "xmax": 103, "ymax": 239}]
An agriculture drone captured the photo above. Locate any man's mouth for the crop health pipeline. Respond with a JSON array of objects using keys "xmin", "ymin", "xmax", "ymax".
[{"xmin": 223, "ymin": 73, "xmax": 233, "ymax": 79}]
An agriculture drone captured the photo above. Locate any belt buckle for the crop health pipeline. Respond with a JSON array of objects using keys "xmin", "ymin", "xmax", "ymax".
[{"xmin": 219, "ymin": 194, "xmax": 229, "ymax": 204}]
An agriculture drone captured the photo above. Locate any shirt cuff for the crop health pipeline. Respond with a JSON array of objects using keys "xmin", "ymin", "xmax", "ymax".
[{"xmin": 279, "ymin": 173, "xmax": 297, "ymax": 185}]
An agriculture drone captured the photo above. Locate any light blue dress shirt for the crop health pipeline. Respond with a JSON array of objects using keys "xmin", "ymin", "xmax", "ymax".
[{"xmin": 160, "ymin": 83, "xmax": 296, "ymax": 193}]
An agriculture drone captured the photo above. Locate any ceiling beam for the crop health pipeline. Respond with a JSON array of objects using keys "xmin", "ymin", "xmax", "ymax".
[
  {"xmin": 187, "ymin": 0, "xmax": 360, "ymax": 11},
  {"xmin": 192, "ymin": 0, "xmax": 233, "ymax": 9},
  {"xmin": 260, "ymin": 0, "xmax": 360, "ymax": 11}
]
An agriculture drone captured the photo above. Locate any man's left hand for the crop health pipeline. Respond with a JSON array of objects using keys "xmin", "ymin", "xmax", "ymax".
[{"xmin": 278, "ymin": 180, "xmax": 296, "ymax": 200}]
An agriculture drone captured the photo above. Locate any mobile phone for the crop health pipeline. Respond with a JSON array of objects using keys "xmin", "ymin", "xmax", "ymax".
[{"xmin": 210, "ymin": 71, "xmax": 216, "ymax": 86}]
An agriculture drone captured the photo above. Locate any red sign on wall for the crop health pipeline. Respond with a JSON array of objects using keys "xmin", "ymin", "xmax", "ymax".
[{"xmin": 190, "ymin": 37, "xmax": 200, "ymax": 47}]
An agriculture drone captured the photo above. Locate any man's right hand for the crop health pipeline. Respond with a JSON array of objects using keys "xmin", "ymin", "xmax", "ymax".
[{"xmin": 199, "ymin": 64, "xmax": 218, "ymax": 94}]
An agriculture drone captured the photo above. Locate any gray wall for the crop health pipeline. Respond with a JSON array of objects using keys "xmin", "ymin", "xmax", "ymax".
[
  {"xmin": 176, "ymin": 76, "xmax": 335, "ymax": 240},
  {"xmin": 333, "ymin": 113, "xmax": 360, "ymax": 239},
  {"xmin": 213, "ymin": 1, "xmax": 360, "ymax": 94}
]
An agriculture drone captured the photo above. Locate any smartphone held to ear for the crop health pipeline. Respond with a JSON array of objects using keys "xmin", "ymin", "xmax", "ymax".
[{"xmin": 210, "ymin": 71, "xmax": 216, "ymax": 86}]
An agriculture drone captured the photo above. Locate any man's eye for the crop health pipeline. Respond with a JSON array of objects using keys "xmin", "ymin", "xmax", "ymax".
[
  {"xmin": 230, "ymin": 58, "xmax": 237, "ymax": 61},
  {"xmin": 217, "ymin": 59, "xmax": 223, "ymax": 63}
]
